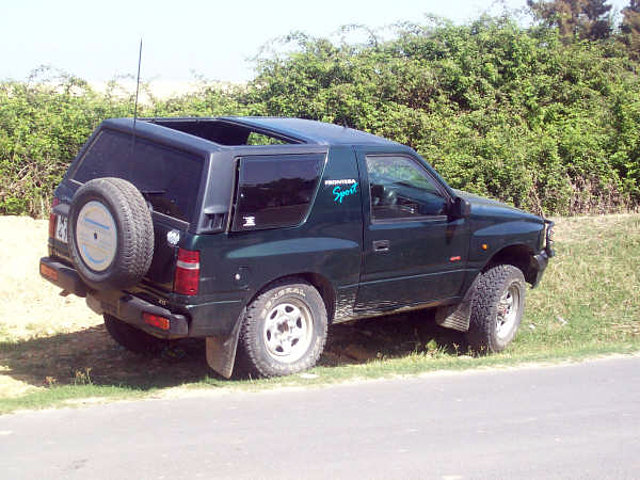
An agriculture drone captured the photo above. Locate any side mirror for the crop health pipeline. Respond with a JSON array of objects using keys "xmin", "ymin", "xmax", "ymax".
[{"xmin": 449, "ymin": 196, "xmax": 471, "ymax": 219}]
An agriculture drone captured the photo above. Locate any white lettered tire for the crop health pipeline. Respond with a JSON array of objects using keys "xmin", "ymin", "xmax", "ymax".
[{"xmin": 237, "ymin": 279, "xmax": 328, "ymax": 377}]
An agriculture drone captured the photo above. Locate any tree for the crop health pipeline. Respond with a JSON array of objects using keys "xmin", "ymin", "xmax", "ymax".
[
  {"xmin": 621, "ymin": 0, "xmax": 640, "ymax": 58},
  {"xmin": 583, "ymin": 0, "xmax": 613, "ymax": 39},
  {"xmin": 527, "ymin": 0, "xmax": 581, "ymax": 38},
  {"xmin": 527, "ymin": 0, "xmax": 612, "ymax": 40}
]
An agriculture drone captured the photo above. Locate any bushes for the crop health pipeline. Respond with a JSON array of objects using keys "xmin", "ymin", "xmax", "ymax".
[
  {"xmin": 2, "ymin": 17, "xmax": 640, "ymax": 217},
  {"xmin": 0, "ymin": 71, "xmax": 131, "ymax": 217},
  {"xmin": 246, "ymin": 18, "xmax": 640, "ymax": 215}
]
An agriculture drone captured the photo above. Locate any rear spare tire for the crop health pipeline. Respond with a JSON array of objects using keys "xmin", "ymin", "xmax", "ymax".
[{"xmin": 68, "ymin": 177, "xmax": 154, "ymax": 291}]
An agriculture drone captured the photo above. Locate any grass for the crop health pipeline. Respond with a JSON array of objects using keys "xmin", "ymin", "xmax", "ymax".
[
  {"xmin": 522, "ymin": 214, "xmax": 639, "ymax": 351},
  {"xmin": 0, "ymin": 214, "xmax": 638, "ymax": 414}
]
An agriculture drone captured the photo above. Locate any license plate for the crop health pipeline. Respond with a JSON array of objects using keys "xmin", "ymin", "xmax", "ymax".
[{"xmin": 55, "ymin": 215, "xmax": 68, "ymax": 243}]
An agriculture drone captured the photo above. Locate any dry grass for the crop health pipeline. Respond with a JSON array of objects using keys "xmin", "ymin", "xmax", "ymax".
[
  {"xmin": 0, "ymin": 216, "xmax": 101, "ymax": 341},
  {"xmin": 0, "ymin": 217, "xmax": 102, "ymax": 398},
  {"xmin": 523, "ymin": 213, "xmax": 640, "ymax": 347}
]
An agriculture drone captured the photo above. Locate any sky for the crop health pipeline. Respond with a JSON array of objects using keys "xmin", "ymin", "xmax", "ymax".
[{"xmin": 1, "ymin": 0, "xmax": 632, "ymax": 85}]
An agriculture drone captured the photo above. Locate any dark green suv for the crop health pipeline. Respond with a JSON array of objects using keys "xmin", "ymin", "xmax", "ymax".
[{"xmin": 40, "ymin": 117, "xmax": 554, "ymax": 378}]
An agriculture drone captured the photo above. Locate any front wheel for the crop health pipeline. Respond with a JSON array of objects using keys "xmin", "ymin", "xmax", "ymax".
[
  {"xmin": 466, "ymin": 264, "xmax": 526, "ymax": 353},
  {"xmin": 237, "ymin": 280, "xmax": 328, "ymax": 377}
]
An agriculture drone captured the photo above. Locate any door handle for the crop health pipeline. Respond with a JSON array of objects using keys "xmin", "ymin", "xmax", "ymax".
[{"xmin": 373, "ymin": 240, "xmax": 390, "ymax": 252}]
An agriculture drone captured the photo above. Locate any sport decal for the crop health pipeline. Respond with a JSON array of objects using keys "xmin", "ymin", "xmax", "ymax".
[{"xmin": 325, "ymin": 179, "xmax": 359, "ymax": 204}]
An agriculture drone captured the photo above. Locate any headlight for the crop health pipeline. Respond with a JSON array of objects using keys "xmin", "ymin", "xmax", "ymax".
[{"xmin": 544, "ymin": 220, "xmax": 555, "ymax": 257}]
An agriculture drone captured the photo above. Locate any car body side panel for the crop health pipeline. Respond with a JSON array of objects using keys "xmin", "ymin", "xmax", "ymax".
[{"xmin": 183, "ymin": 145, "xmax": 364, "ymax": 337}]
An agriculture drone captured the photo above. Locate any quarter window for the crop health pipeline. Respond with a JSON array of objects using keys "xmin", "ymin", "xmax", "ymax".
[
  {"xmin": 366, "ymin": 156, "xmax": 447, "ymax": 221},
  {"xmin": 231, "ymin": 154, "xmax": 324, "ymax": 231}
]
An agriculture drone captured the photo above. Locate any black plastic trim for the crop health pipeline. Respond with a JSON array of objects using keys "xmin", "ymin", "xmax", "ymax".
[
  {"xmin": 39, "ymin": 257, "xmax": 87, "ymax": 297},
  {"xmin": 532, "ymin": 251, "xmax": 550, "ymax": 288},
  {"xmin": 86, "ymin": 290, "xmax": 189, "ymax": 338}
]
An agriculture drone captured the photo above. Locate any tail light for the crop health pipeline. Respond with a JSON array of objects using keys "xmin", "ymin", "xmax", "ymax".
[
  {"xmin": 48, "ymin": 197, "xmax": 60, "ymax": 238},
  {"xmin": 173, "ymin": 248, "xmax": 200, "ymax": 295},
  {"xmin": 142, "ymin": 312, "xmax": 170, "ymax": 330}
]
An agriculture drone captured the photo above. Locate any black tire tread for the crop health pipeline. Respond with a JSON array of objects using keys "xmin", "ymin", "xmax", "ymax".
[
  {"xmin": 237, "ymin": 279, "xmax": 328, "ymax": 378},
  {"xmin": 466, "ymin": 264, "xmax": 526, "ymax": 354},
  {"xmin": 107, "ymin": 178, "xmax": 154, "ymax": 282}
]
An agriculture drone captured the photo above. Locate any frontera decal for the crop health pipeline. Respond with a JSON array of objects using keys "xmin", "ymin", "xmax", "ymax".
[{"xmin": 324, "ymin": 179, "xmax": 357, "ymax": 187}]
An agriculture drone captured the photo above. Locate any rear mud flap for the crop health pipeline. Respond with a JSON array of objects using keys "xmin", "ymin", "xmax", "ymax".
[{"xmin": 205, "ymin": 310, "xmax": 244, "ymax": 379}]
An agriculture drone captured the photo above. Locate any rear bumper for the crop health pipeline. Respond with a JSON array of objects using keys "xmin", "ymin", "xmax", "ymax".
[
  {"xmin": 85, "ymin": 291, "xmax": 189, "ymax": 338},
  {"xmin": 39, "ymin": 256, "xmax": 245, "ymax": 339},
  {"xmin": 39, "ymin": 257, "xmax": 87, "ymax": 297},
  {"xmin": 39, "ymin": 256, "xmax": 188, "ymax": 338}
]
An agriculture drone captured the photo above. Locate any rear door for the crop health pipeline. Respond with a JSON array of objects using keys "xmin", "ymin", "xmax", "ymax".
[
  {"xmin": 69, "ymin": 128, "xmax": 208, "ymax": 291},
  {"xmin": 355, "ymin": 151, "xmax": 470, "ymax": 311}
]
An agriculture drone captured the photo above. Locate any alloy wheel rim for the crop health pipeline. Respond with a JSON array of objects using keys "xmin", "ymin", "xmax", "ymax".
[
  {"xmin": 496, "ymin": 284, "xmax": 520, "ymax": 340},
  {"xmin": 263, "ymin": 300, "xmax": 313, "ymax": 363}
]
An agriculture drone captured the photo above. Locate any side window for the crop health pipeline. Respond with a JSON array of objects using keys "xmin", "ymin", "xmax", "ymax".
[
  {"xmin": 366, "ymin": 155, "xmax": 447, "ymax": 221},
  {"xmin": 231, "ymin": 154, "xmax": 324, "ymax": 231}
]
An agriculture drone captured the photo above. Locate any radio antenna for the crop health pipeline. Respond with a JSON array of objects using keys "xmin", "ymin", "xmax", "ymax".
[{"xmin": 133, "ymin": 38, "xmax": 143, "ymax": 130}]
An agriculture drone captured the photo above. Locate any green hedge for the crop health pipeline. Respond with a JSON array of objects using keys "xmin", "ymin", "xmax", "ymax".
[{"xmin": 2, "ymin": 16, "xmax": 639, "ymax": 217}]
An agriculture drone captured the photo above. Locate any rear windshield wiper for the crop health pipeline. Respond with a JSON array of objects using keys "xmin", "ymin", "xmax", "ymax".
[{"xmin": 139, "ymin": 189, "xmax": 167, "ymax": 197}]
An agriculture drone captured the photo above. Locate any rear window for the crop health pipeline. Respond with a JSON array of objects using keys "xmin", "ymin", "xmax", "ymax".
[
  {"xmin": 72, "ymin": 129, "xmax": 204, "ymax": 222},
  {"xmin": 231, "ymin": 154, "xmax": 324, "ymax": 231}
]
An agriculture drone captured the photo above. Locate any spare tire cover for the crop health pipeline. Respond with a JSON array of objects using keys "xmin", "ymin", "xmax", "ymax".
[{"xmin": 68, "ymin": 177, "xmax": 154, "ymax": 291}]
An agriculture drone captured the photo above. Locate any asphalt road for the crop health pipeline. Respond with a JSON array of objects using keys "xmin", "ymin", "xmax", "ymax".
[{"xmin": 1, "ymin": 356, "xmax": 639, "ymax": 480}]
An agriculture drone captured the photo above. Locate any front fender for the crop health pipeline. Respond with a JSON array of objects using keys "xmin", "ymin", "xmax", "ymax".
[{"xmin": 469, "ymin": 220, "xmax": 541, "ymax": 264}]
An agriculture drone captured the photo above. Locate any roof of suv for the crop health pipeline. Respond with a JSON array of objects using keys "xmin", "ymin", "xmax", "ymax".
[
  {"xmin": 100, "ymin": 117, "xmax": 402, "ymax": 156},
  {"xmin": 220, "ymin": 117, "xmax": 400, "ymax": 146},
  {"xmin": 124, "ymin": 116, "xmax": 400, "ymax": 148}
]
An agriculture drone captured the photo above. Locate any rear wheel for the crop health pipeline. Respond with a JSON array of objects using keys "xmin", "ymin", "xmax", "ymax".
[
  {"xmin": 104, "ymin": 314, "xmax": 166, "ymax": 354},
  {"xmin": 466, "ymin": 264, "xmax": 526, "ymax": 353},
  {"xmin": 237, "ymin": 280, "xmax": 328, "ymax": 377}
]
